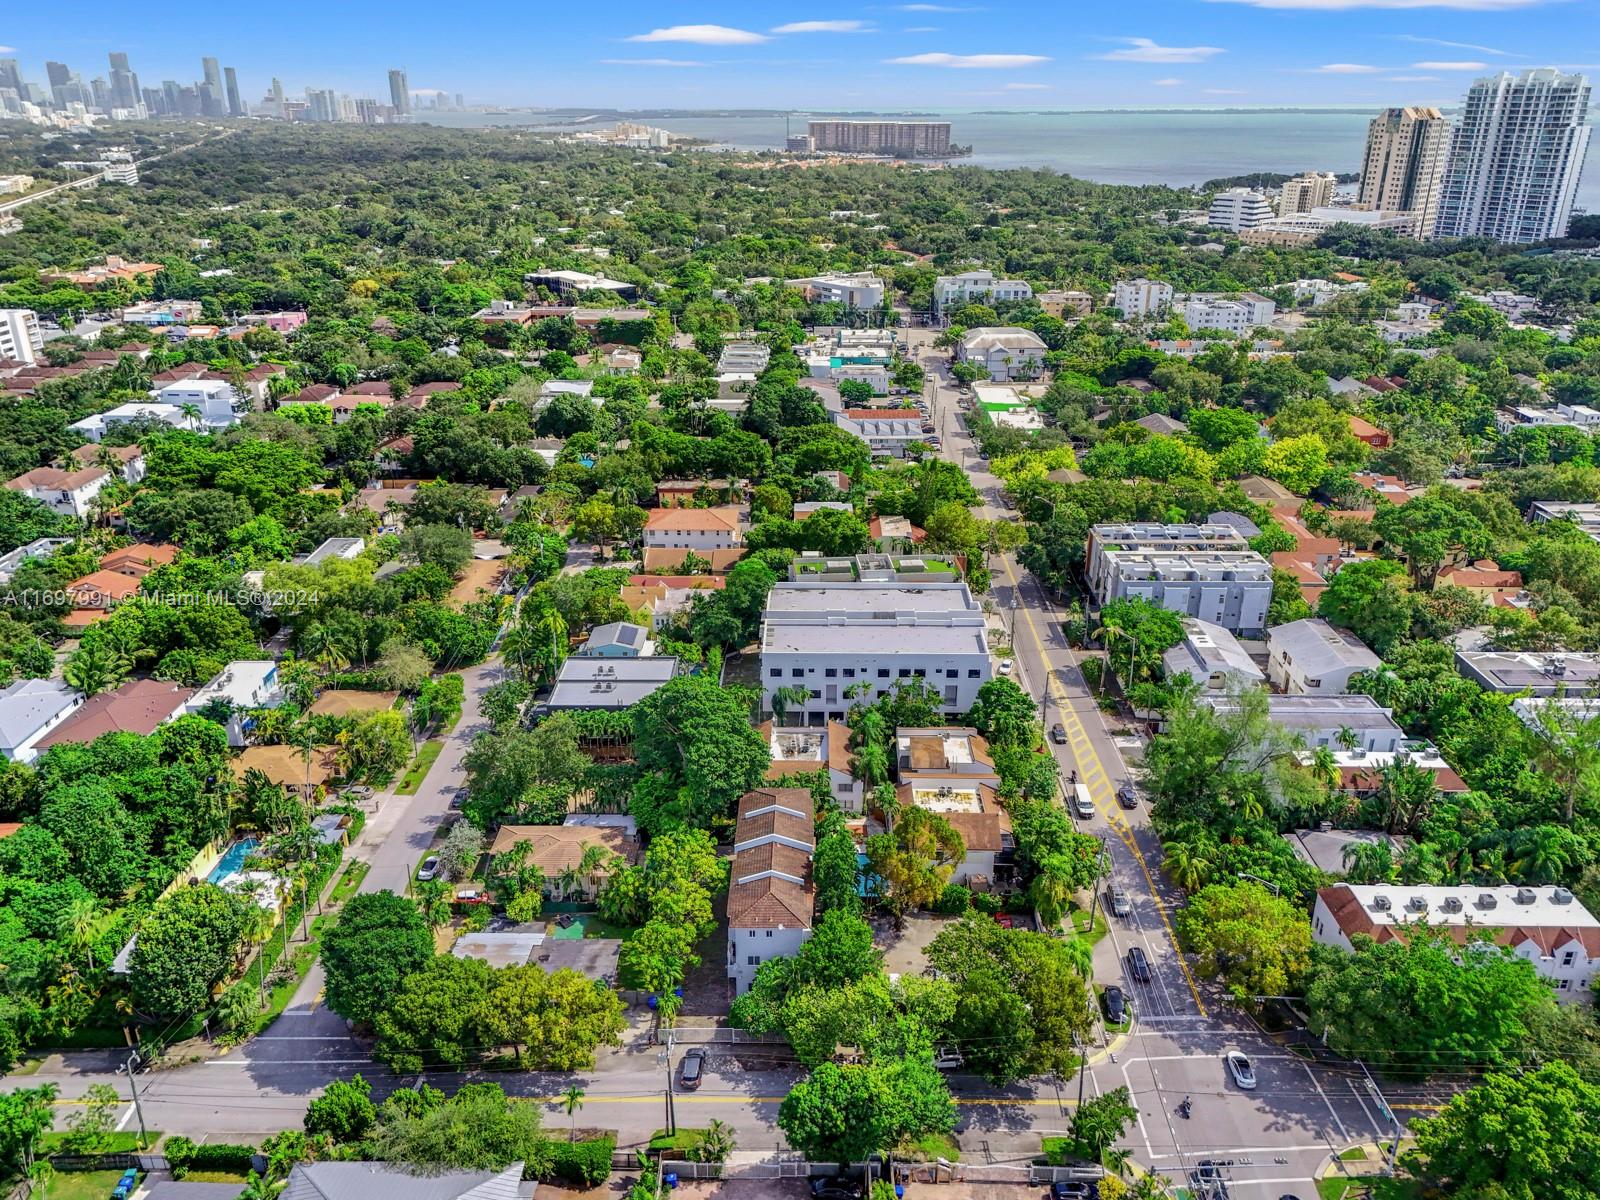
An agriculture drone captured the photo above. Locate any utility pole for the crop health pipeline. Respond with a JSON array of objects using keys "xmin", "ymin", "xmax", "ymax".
[
  {"xmin": 659, "ymin": 1028, "xmax": 677, "ymax": 1136},
  {"xmin": 121, "ymin": 1051, "xmax": 148, "ymax": 1148},
  {"xmin": 1358, "ymin": 1059, "xmax": 1401, "ymax": 1173}
]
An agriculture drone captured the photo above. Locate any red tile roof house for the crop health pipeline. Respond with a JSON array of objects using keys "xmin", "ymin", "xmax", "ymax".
[
  {"xmin": 5, "ymin": 466, "xmax": 111, "ymax": 520},
  {"xmin": 727, "ymin": 788, "xmax": 816, "ymax": 997},
  {"xmin": 34, "ymin": 679, "xmax": 195, "ymax": 751}
]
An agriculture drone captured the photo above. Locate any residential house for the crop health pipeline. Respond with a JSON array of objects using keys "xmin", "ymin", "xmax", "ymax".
[
  {"xmin": 638, "ymin": 546, "xmax": 747, "ymax": 574},
  {"xmin": 894, "ymin": 726, "xmax": 1002, "ymax": 788},
  {"xmin": 1455, "ymin": 650, "xmax": 1600, "ymax": 696},
  {"xmin": 5, "ymin": 465, "xmax": 110, "ymax": 519},
  {"xmin": 760, "ymin": 721, "xmax": 863, "ymax": 811},
  {"xmin": 34, "ymin": 679, "xmax": 194, "ymax": 751},
  {"xmin": 1163, "ymin": 619, "xmax": 1266, "ymax": 691},
  {"xmin": 895, "ymin": 777, "xmax": 1013, "ymax": 891},
  {"xmin": 1529, "ymin": 500, "xmax": 1600, "ymax": 545},
  {"xmin": 955, "ymin": 327, "xmax": 1047, "ymax": 381},
  {"xmin": 1135, "ymin": 413, "xmax": 1188, "ymax": 436},
  {"xmin": 728, "ymin": 788, "xmax": 816, "ymax": 996},
  {"xmin": 1348, "ymin": 416, "xmax": 1392, "ymax": 448},
  {"xmin": 656, "ymin": 478, "xmax": 745, "ymax": 508},
  {"xmin": 1202, "ymin": 693, "xmax": 1404, "ymax": 753},
  {"xmin": 833, "ymin": 408, "xmax": 926, "ymax": 457},
  {"xmin": 100, "ymin": 543, "xmax": 178, "ymax": 578},
  {"xmin": 1312, "ymin": 884, "xmax": 1600, "ymax": 1002},
  {"xmin": 64, "ymin": 569, "xmax": 142, "ymax": 611},
  {"xmin": 576, "ymin": 621, "xmax": 653, "ymax": 658},
  {"xmin": 297, "ymin": 537, "xmax": 366, "ymax": 566},
  {"xmin": 232, "ymin": 743, "xmax": 339, "ymax": 798},
  {"xmin": 1038, "ymin": 290, "xmax": 1094, "ymax": 318},
  {"xmin": 0, "ymin": 679, "xmax": 83, "ymax": 763},
  {"xmin": 1266, "ymin": 618, "xmax": 1382, "ymax": 695},
  {"xmin": 67, "ymin": 443, "xmax": 145, "ymax": 484},
  {"xmin": 620, "ymin": 575, "xmax": 724, "ymax": 630},
  {"xmin": 184, "ymin": 661, "xmax": 284, "ymax": 746},
  {"xmin": 279, "ymin": 1162, "xmax": 525, "ymax": 1200},
  {"xmin": 488, "ymin": 824, "xmax": 639, "ymax": 901}
]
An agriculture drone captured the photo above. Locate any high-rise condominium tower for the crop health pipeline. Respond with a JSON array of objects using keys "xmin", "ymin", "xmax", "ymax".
[
  {"xmin": 388, "ymin": 69, "xmax": 410, "ymax": 115},
  {"xmin": 1357, "ymin": 106, "xmax": 1450, "ymax": 239},
  {"xmin": 1280, "ymin": 171, "xmax": 1337, "ymax": 214},
  {"xmin": 1435, "ymin": 70, "xmax": 1592, "ymax": 244},
  {"xmin": 224, "ymin": 66, "xmax": 243, "ymax": 116}
]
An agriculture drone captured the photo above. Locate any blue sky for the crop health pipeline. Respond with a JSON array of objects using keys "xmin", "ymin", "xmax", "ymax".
[{"xmin": 5, "ymin": 0, "xmax": 1597, "ymax": 109}]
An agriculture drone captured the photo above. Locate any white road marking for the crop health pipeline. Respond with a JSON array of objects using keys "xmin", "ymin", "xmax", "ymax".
[{"xmin": 1304, "ymin": 1062, "xmax": 1349, "ymax": 1141}]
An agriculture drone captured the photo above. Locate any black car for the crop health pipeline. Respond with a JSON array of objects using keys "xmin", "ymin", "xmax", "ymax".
[
  {"xmin": 1050, "ymin": 723, "xmax": 1068, "ymax": 745},
  {"xmin": 1102, "ymin": 985, "xmax": 1126, "ymax": 1024},
  {"xmin": 677, "ymin": 1047, "xmax": 706, "ymax": 1091},
  {"xmin": 1126, "ymin": 945, "xmax": 1151, "ymax": 983},
  {"xmin": 1049, "ymin": 1183, "xmax": 1094, "ymax": 1200},
  {"xmin": 1116, "ymin": 784, "xmax": 1139, "ymax": 809},
  {"xmin": 810, "ymin": 1180, "xmax": 860, "ymax": 1200}
]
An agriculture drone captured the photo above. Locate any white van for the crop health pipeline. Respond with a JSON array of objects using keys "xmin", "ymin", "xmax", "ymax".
[{"xmin": 1073, "ymin": 783, "xmax": 1095, "ymax": 821}]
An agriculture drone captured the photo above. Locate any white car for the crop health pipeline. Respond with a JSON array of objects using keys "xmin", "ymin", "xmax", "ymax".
[
  {"xmin": 1225, "ymin": 1051, "xmax": 1257, "ymax": 1090},
  {"xmin": 932, "ymin": 1047, "xmax": 964, "ymax": 1071},
  {"xmin": 416, "ymin": 855, "xmax": 440, "ymax": 882},
  {"xmin": 998, "ymin": 658, "xmax": 1014, "ymax": 675}
]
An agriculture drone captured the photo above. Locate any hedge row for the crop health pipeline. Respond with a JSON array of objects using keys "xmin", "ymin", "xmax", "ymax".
[
  {"xmin": 165, "ymin": 1135, "xmax": 257, "ymax": 1177},
  {"xmin": 538, "ymin": 1134, "xmax": 615, "ymax": 1186}
]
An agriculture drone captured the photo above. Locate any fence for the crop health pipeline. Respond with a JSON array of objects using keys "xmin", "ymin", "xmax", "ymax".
[
  {"xmin": 658, "ymin": 1161, "xmax": 724, "ymax": 1181},
  {"xmin": 46, "ymin": 1151, "xmax": 169, "ymax": 1173}
]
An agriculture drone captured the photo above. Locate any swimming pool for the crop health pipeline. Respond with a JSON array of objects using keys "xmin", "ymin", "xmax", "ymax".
[{"xmin": 208, "ymin": 838, "xmax": 259, "ymax": 884}]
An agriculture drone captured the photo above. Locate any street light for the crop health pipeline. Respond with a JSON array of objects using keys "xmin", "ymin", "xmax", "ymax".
[{"xmin": 1236, "ymin": 871, "xmax": 1280, "ymax": 898}]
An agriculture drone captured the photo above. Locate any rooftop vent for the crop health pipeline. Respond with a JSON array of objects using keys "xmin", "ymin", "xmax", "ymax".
[
  {"xmin": 1441, "ymin": 896, "xmax": 1463, "ymax": 913},
  {"xmin": 1553, "ymin": 887, "xmax": 1574, "ymax": 904},
  {"xmin": 1477, "ymin": 893, "xmax": 1498, "ymax": 909},
  {"xmin": 1515, "ymin": 888, "xmax": 1537, "ymax": 904},
  {"xmin": 1371, "ymin": 895, "xmax": 1392, "ymax": 912},
  {"xmin": 1406, "ymin": 896, "xmax": 1428, "ymax": 913}
]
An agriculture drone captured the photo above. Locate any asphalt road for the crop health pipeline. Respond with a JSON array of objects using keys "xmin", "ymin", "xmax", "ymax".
[{"xmin": 5, "ymin": 344, "xmax": 1452, "ymax": 1192}]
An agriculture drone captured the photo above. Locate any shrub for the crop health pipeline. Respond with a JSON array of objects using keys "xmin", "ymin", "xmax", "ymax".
[
  {"xmin": 540, "ymin": 1133, "xmax": 615, "ymax": 1185},
  {"xmin": 165, "ymin": 1136, "xmax": 258, "ymax": 1178},
  {"xmin": 970, "ymin": 892, "xmax": 1004, "ymax": 916},
  {"xmin": 932, "ymin": 883, "xmax": 971, "ymax": 915}
]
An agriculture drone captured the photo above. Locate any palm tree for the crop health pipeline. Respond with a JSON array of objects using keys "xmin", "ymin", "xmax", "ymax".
[
  {"xmin": 561, "ymin": 1085, "xmax": 585, "ymax": 1141},
  {"xmin": 1341, "ymin": 840, "xmax": 1396, "ymax": 884},
  {"xmin": 1307, "ymin": 746, "xmax": 1341, "ymax": 795},
  {"xmin": 63, "ymin": 641, "xmax": 131, "ymax": 697},
  {"xmin": 852, "ymin": 740, "xmax": 890, "ymax": 790},
  {"xmin": 695, "ymin": 1119, "xmax": 737, "ymax": 1165},
  {"xmin": 59, "ymin": 897, "xmax": 104, "ymax": 970},
  {"xmin": 1527, "ymin": 702, "xmax": 1600, "ymax": 824},
  {"xmin": 769, "ymin": 684, "xmax": 810, "ymax": 725},
  {"xmin": 298, "ymin": 623, "xmax": 349, "ymax": 677},
  {"xmin": 1161, "ymin": 841, "xmax": 1212, "ymax": 893},
  {"xmin": 179, "ymin": 402, "xmax": 203, "ymax": 431},
  {"xmin": 1030, "ymin": 862, "xmax": 1078, "ymax": 930},
  {"xmin": 1334, "ymin": 726, "xmax": 1361, "ymax": 754},
  {"xmin": 1104, "ymin": 1148, "xmax": 1133, "ymax": 1179},
  {"xmin": 417, "ymin": 878, "xmax": 453, "ymax": 929},
  {"xmin": 1058, "ymin": 934, "xmax": 1094, "ymax": 980},
  {"xmin": 1510, "ymin": 825, "xmax": 1575, "ymax": 885}
]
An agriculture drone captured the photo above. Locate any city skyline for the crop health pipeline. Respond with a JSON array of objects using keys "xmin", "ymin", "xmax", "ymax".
[{"xmin": 3, "ymin": 0, "xmax": 1599, "ymax": 111}]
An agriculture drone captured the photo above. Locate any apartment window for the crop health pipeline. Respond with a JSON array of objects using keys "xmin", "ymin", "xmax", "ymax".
[
  {"xmin": 843, "ymin": 668, "xmax": 856, "ymax": 678},
  {"xmin": 791, "ymin": 669, "xmax": 805, "ymax": 678},
  {"xmin": 825, "ymin": 668, "xmax": 837, "ymax": 678},
  {"xmin": 747, "ymin": 929, "xmax": 756, "ymax": 938},
  {"xmin": 946, "ymin": 669, "xmax": 959, "ymax": 679},
  {"xmin": 809, "ymin": 690, "xmax": 821, "ymax": 700},
  {"xmin": 967, "ymin": 669, "xmax": 980, "ymax": 678},
  {"xmin": 766, "ymin": 930, "xmax": 774, "ymax": 938},
  {"xmin": 898, "ymin": 668, "xmax": 911, "ymax": 679},
  {"xmin": 769, "ymin": 669, "xmax": 781, "ymax": 678},
  {"xmin": 747, "ymin": 955, "xmax": 760, "ymax": 966},
  {"xmin": 1559, "ymin": 979, "xmax": 1571, "ymax": 990},
  {"xmin": 1563, "ymin": 950, "xmax": 1577, "ymax": 967},
  {"xmin": 877, "ymin": 669, "xmax": 890, "ymax": 679},
  {"xmin": 912, "ymin": 669, "xmax": 926, "ymax": 678}
]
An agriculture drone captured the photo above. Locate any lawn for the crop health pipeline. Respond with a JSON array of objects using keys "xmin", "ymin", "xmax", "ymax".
[
  {"xmin": 330, "ymin": 860, "xmax": 369, "ymax": 903},
  {"xmin": 648, "ymin": 1127, "xmax": 710, "ymax": 1155},
  {"xmin": 395, "ymin": 740, "xmax": 444, "ymax": 794},
  {"xmin": 1067, "ymin": 902, "xmax": 1109, "ymax": 946},
  {"xmin": 1340, "ymin": 1147, "xmax": 1371, "ymax": 1162},
  {"xmin": 898, "ymin": 1131, "xmax": 960, "ymax": 1161},
  {"xmin": 1317, "ymin": 1178, "xmax": 1377, "ymax": 1200},
  {"xmin": 39, "ymin": 1131, "xmax": 154, "ymax": 1154},
  {"xmin": 39, "ymin": 1170, "xmax": 130, "ymax": 1200}
]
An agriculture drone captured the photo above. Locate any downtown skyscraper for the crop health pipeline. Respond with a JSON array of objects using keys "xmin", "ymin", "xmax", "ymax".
[
  {"xmin": 1435, "ymin": 69, "xmax": 1592, "ymax": 244},
  {"xmin": 1357, "ymin": 106, "xmax": 1451, "ymax": 240},
  {"xmin": 388, "ymin": 68, "xmax": 411, "ymax": 116}
]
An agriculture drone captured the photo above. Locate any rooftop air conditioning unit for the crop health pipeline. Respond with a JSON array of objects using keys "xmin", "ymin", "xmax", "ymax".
[
  {"xmin": 1441, "ymin": 896, "xmax": 1463, "ymax": 913},
  {"xmin": 1372, "ymin": 895, "xmax": 1392, "ymax": 912},
  {"xmin": 1553, "ymin": 887, "xmax": 1574, "ymax": 904},
  {"xmin": 1478, "ymin": 893, "xmax": 1498, "ymax": 910},
  {"xmin": 1406, "ymin": 896, "xmax": 1428, "ymax": 913},
  {"xmin": 1515, "ymin": 888, "xmax": 1537, "ymax": 904}
]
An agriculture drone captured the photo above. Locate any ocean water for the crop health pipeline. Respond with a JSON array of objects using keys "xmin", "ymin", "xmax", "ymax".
[{"xmin": 421, "ymin": 108, "xmax": 1600, "ymax": 212}]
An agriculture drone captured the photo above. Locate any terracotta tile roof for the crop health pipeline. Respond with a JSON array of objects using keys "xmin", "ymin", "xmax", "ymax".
[
  {"xmin": 70, "ymin": 443, "xmax": 142, "ymax": 466},
  {"xmin": 728, "ymin": 788, "xmax": 816, "ymax": 930},
  {"xmin": 487, "ymin": 825, "xmax": 639, "ymax": 877},
  {"xmin": 7, "ymin": 466, "xmax": 109, "ymax": 492},
  {"xmin": 35, "ymin": 679, "xmax": 194, "ymax": 749},
  {"xmin": 737, "ymin": 787, "xmax": 816, "ymax": 823},
  {"xmin": 66, "ymin": 570, "xmax": 142, "ymax": 603},
  {"xmin": 1339, "ymin": 765, "xmax": 1469, "ymax": 793},
  {"xmin": 644, "ymin": 506, "xmax": 741, "ymax": 533},
  {"xmin": 343, "ymin": 381, "xmax": 395, "ymax": 396},
  {"xmin": 1439, "ymin": 567, "xmax": 1523, "ymax": 589},
  {"xmin": 100, "ymin": 543, "xmax": 178, "ymax": 574},
  {"xmin": 844, "ymin": 408, "xmax": 920, "ymax": 420},
  {"xmin": 293, "ymin": 384, "xmax": 341, "ymax": 403},
  {"xmin": 639, "ymin": 547, "xmax": 747, "ymax": 573},
  {"xmin": 939, "ymin": 808, "xmax": 1012, "ymax": 853},
  {"xmin": 626, "ymin": 575, "xmax": 726, "ymax": 590}
]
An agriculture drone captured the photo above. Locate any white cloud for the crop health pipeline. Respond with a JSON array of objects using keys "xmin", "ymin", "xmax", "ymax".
[
  {"xmin": 1096, "ymin": 38, "xmax": 1225, "ymax": 64},
  {"xmin": 772, "ymin": 20, "xmax": 872, "ymax": 32},
  {"xmin": 887, "ymin": 52, "xmax": 1050, "ymax": 68},
  {"xmin": 600, "ymin": 58, "xmax": 707, "ymax": 67},
  {"xmin": 1412, "ymin": 59, "xmax": 1490, "ymax": 68},
  {"xmin": 0, "ymin": 46, "xmax": 15, "ymax": 54},
  {"xmin": 1385, "ymin": 73, "xmax": 1441, "ymax": 81},
  {"xmin": 1152, "ymin": 77, "xmax": 1185, "ymax": 86},
  {"xmin": 1003, "ymin": 82, "xmax": 1052, "ymax": 89},
  {"xmin": 1312, "ymin": 63, "xmax": 1382, "ymax": 72},
  {"xmin": 1394, "ymin": 34, "xmax": 1519, "ymax": 55},
  {"xmin": 1206, "ymin": 0, "xmax": 1540, "ymax": 8},
  {"xmin": 626, "ymin": 24, "xmax": 768, "ymax": 44}
]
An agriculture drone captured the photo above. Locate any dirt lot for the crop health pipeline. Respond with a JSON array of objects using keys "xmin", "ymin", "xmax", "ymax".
[{"xmin": 875, "ymin": 912, "xmax": 961, "ymax": 979}]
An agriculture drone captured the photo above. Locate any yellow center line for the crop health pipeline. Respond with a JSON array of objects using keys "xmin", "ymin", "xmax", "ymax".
[
  {"xmin": 574, "ymin": 1095, "xmax": 1082, "ymax": 1108},
  {"xmin": 1001, "ymin": 557, "xmax": 1210, "ymax": 1018}
]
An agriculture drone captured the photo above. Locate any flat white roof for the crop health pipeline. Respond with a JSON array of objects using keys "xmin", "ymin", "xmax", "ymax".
[{"xmin": 1327, "ymin": 883, "xmax": 1597, "ymax": 931}]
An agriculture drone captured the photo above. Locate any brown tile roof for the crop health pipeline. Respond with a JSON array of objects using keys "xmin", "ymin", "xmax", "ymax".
[
  {"xmin": 66, "ymin": 570, "xmax": 142, "ymax": 604},
  {"xmin": 36, "ymin": 679, "xmax": 194, "ymax": 749},
  {"xmin": 70, "ymin": 443, "xmax": 143, "ymax": 467},
  {"xmin": 233, "ymin": 743, "xmax": 339, "ymax": 787},
  {"xmin": 343, "ymin": 381, "xmax": 395, "ymax": 396},
  {"xmin": 737, "ymin": 807, "xmax": 816, "ymax": 847},
  {"xmin": 7, "ymin": 466, "xmax": 109, "ymax": 492},
  {"xmin": 939, "ymin": 808, "xmax": 1012, "ymax": 853},
  {"xmin": 644, "ymin": 506, "xmax": 742, "ymax": 533},
  {"xmin": 100, "ymin": 543, "xmax": 178, "ymax": 575},
  {"xmin": 1340, "ymin": 765, "xmax": 1469, "ymax": 794},
  {"xmin": 293, "ymin": 384, "xmax": 341, "ymax": 403},
  {"xmin": 1438, "ymin": 567, "xmax": 1523, "ymax": 589},
  {"xmin": 626, "ymin": 575, "xmax": 726, "ymax": 590},
  {"xmin": 728, "ymin": 788, "xmax": 816, "ymax": 930},
  {"xmin": 487, "ymin": 825, "xmax": 640, "ymax": 877}
]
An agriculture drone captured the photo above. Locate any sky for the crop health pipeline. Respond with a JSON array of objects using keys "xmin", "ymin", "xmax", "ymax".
[{"xmin": 5, "ymin": 0, "xmax": 1598, "ymax": 111}]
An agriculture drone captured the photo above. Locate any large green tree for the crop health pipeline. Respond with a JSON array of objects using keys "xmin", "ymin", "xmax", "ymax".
[
  {"xmin": 130, "ymin": 883, "xmax": 252, "ymax": 1017},
  {"xmin": 321, "ymin": 891, "xmax": 435, "ymax": 1026}
]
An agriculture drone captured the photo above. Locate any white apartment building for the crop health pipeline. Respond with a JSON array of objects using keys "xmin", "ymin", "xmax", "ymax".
[
  {"xmin": 1279, "ymin": 171, "xmax": 1337, "ymax": 214},
  {"xmin": 834, "ymin": 408, "xmax": 926, "ymax": 457},
  {"xmin": 1162, "ymin": 619, "xmax": 1265, "ymax": 691},
  {"xmin": 728, "ymin": 787, "xmax": 815, "ymax": 995},
  {"xmin": 1179, "ymin": 293, "xmax": 1277, "ymax": 334},
  {"xmin": 955, "ymin": 327, "xmax": 1047, "ymax": 381},
  {"xmin": 185, "ymin": 660, "xmax": 284, "ymax": 746},
  {"xmin": 1454, "ymin": 650, "xmax": 1600, "ymax": 696},
  {"xmin": 760, "ymin": 578, "xmax": 991, "ymax": 723},
  {"xmin": 1358, "ymin": 106, "xmax": 1450, "ymax": 238},
  {"xmin": 642, "ymin": 506, "xmax": 743, "ymax": 551},
  {"xmin": 1086, "ymin": 523, "xmax": 1250, "ymax": 595},
  {"xmin": 1313, "ymin": 884, "xmax": 1600, "ymax": 1002},
  {"xmin": 0, "ymin": 309, "xmax": 43, "ymax": 365},
  {"xmin": 1436, "ymin": 69, "xmax": 1593, "ymax": 244},
  {"xmin": 790, "ymin": 272, "xmax": 885, "ymax": 309},
  {"xmin": 1207, "ymin": 188, "xmax": 1275, "ymax": 232},
  {"xmin": 1203, "ymin": 693, "xmax": 1404, "ymax": 753},
  {"xmin": 149, "ymin": 379, "xmax": 245, "ymax": 423},
  {"xmin": 1267, "ymin": 618, "xmax": 1382, "ymax": 695},
  {"xmin": 932, "ymin": 270, "xmax": 1032, "ymax": 316},
  {"xmin": 1495, "ymin": 403, "xmax": 1600, "ymax": 432},
  {"xmin": 1093, "ymin": 549, "xmax": 1273, "ymax": 635},
  {"xmin": 1528, "ymin": 501, "xmax": 1600, "ymax": 545},
  {"xmin": 4, "ymin": 465, "xmax": 111, "ymax": 519},
  {"xmin": 1112, "ymin": 280, "xmax": 1174, "ymax": 319},
  {"xmin": 0, "ymin": 679, "xmax": 83, "ymax": 764},
  {"xmin": 1471, "ymin": 290, "xmax": 1540, "ymax": 320},
  {"xmin": 717, "ymin": 342, "xmax": 772, "ymax": 374}
]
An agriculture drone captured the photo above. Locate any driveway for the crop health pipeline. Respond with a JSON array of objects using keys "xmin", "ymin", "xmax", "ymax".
[{"xmin": 875, "ymin": 912, "xmax": 960, "ymax": 979}]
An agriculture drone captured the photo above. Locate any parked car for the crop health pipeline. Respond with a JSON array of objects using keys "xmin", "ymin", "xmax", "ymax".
[
  {"xmin": 1225, "ymin": 1050, "xmax": 1257, "ymax": 1090},
  {"xmin": 112, "ymin": 1170, "xmax": 139, "ymax": 1200},
  {"xmin": 416, "ymin": 855, "xmax": 440, "ymax": 882},
  {"xmin": 343, "ymin": 785, "xmax": 373, "ymax": 799},
  {"xmin": 810, "ymin": 1181, "xmax": 861, "ymax": 1200},
  {"xmin": 1050, "ymin": 723, "xmax": 1068, "ymax": 745},
  {"xmin": 678, "ymin": 1047, "xmax": 706, "ymax": 1090},
  {"xmin": 1049, "ymin": 1182, "xmax": 1093, "ymax": 1200},
  {"xmin": 1117, "ymin": 784, "xmax": 1139, "ymax": 809},
  {"xmin": 1126, "ymin": 945, "xmax": 1151, "ymax": 983},
  {"xmin": 1102, "ymin": 984, "xmax": 1126, "ymax": 1024},
  {"xmin": 1109, "ymin": 888, "xmax": 1131, "ymax": 918},
  {"xmin": 998, "ymin": 658, "xmax": 1014, "ymax": 675},
  {"xmin": 932, "ymin": 1046, "xmax": 964, "ymax": 1071},
  {"xmin": 450, "ymin": 787, "xmax": 469, "ymax": 810}
]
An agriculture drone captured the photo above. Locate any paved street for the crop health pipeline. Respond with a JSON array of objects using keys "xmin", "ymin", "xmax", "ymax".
[{"xmin": 4, "ymin": 343, "xmax": 1448, "ymax": 1195}]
